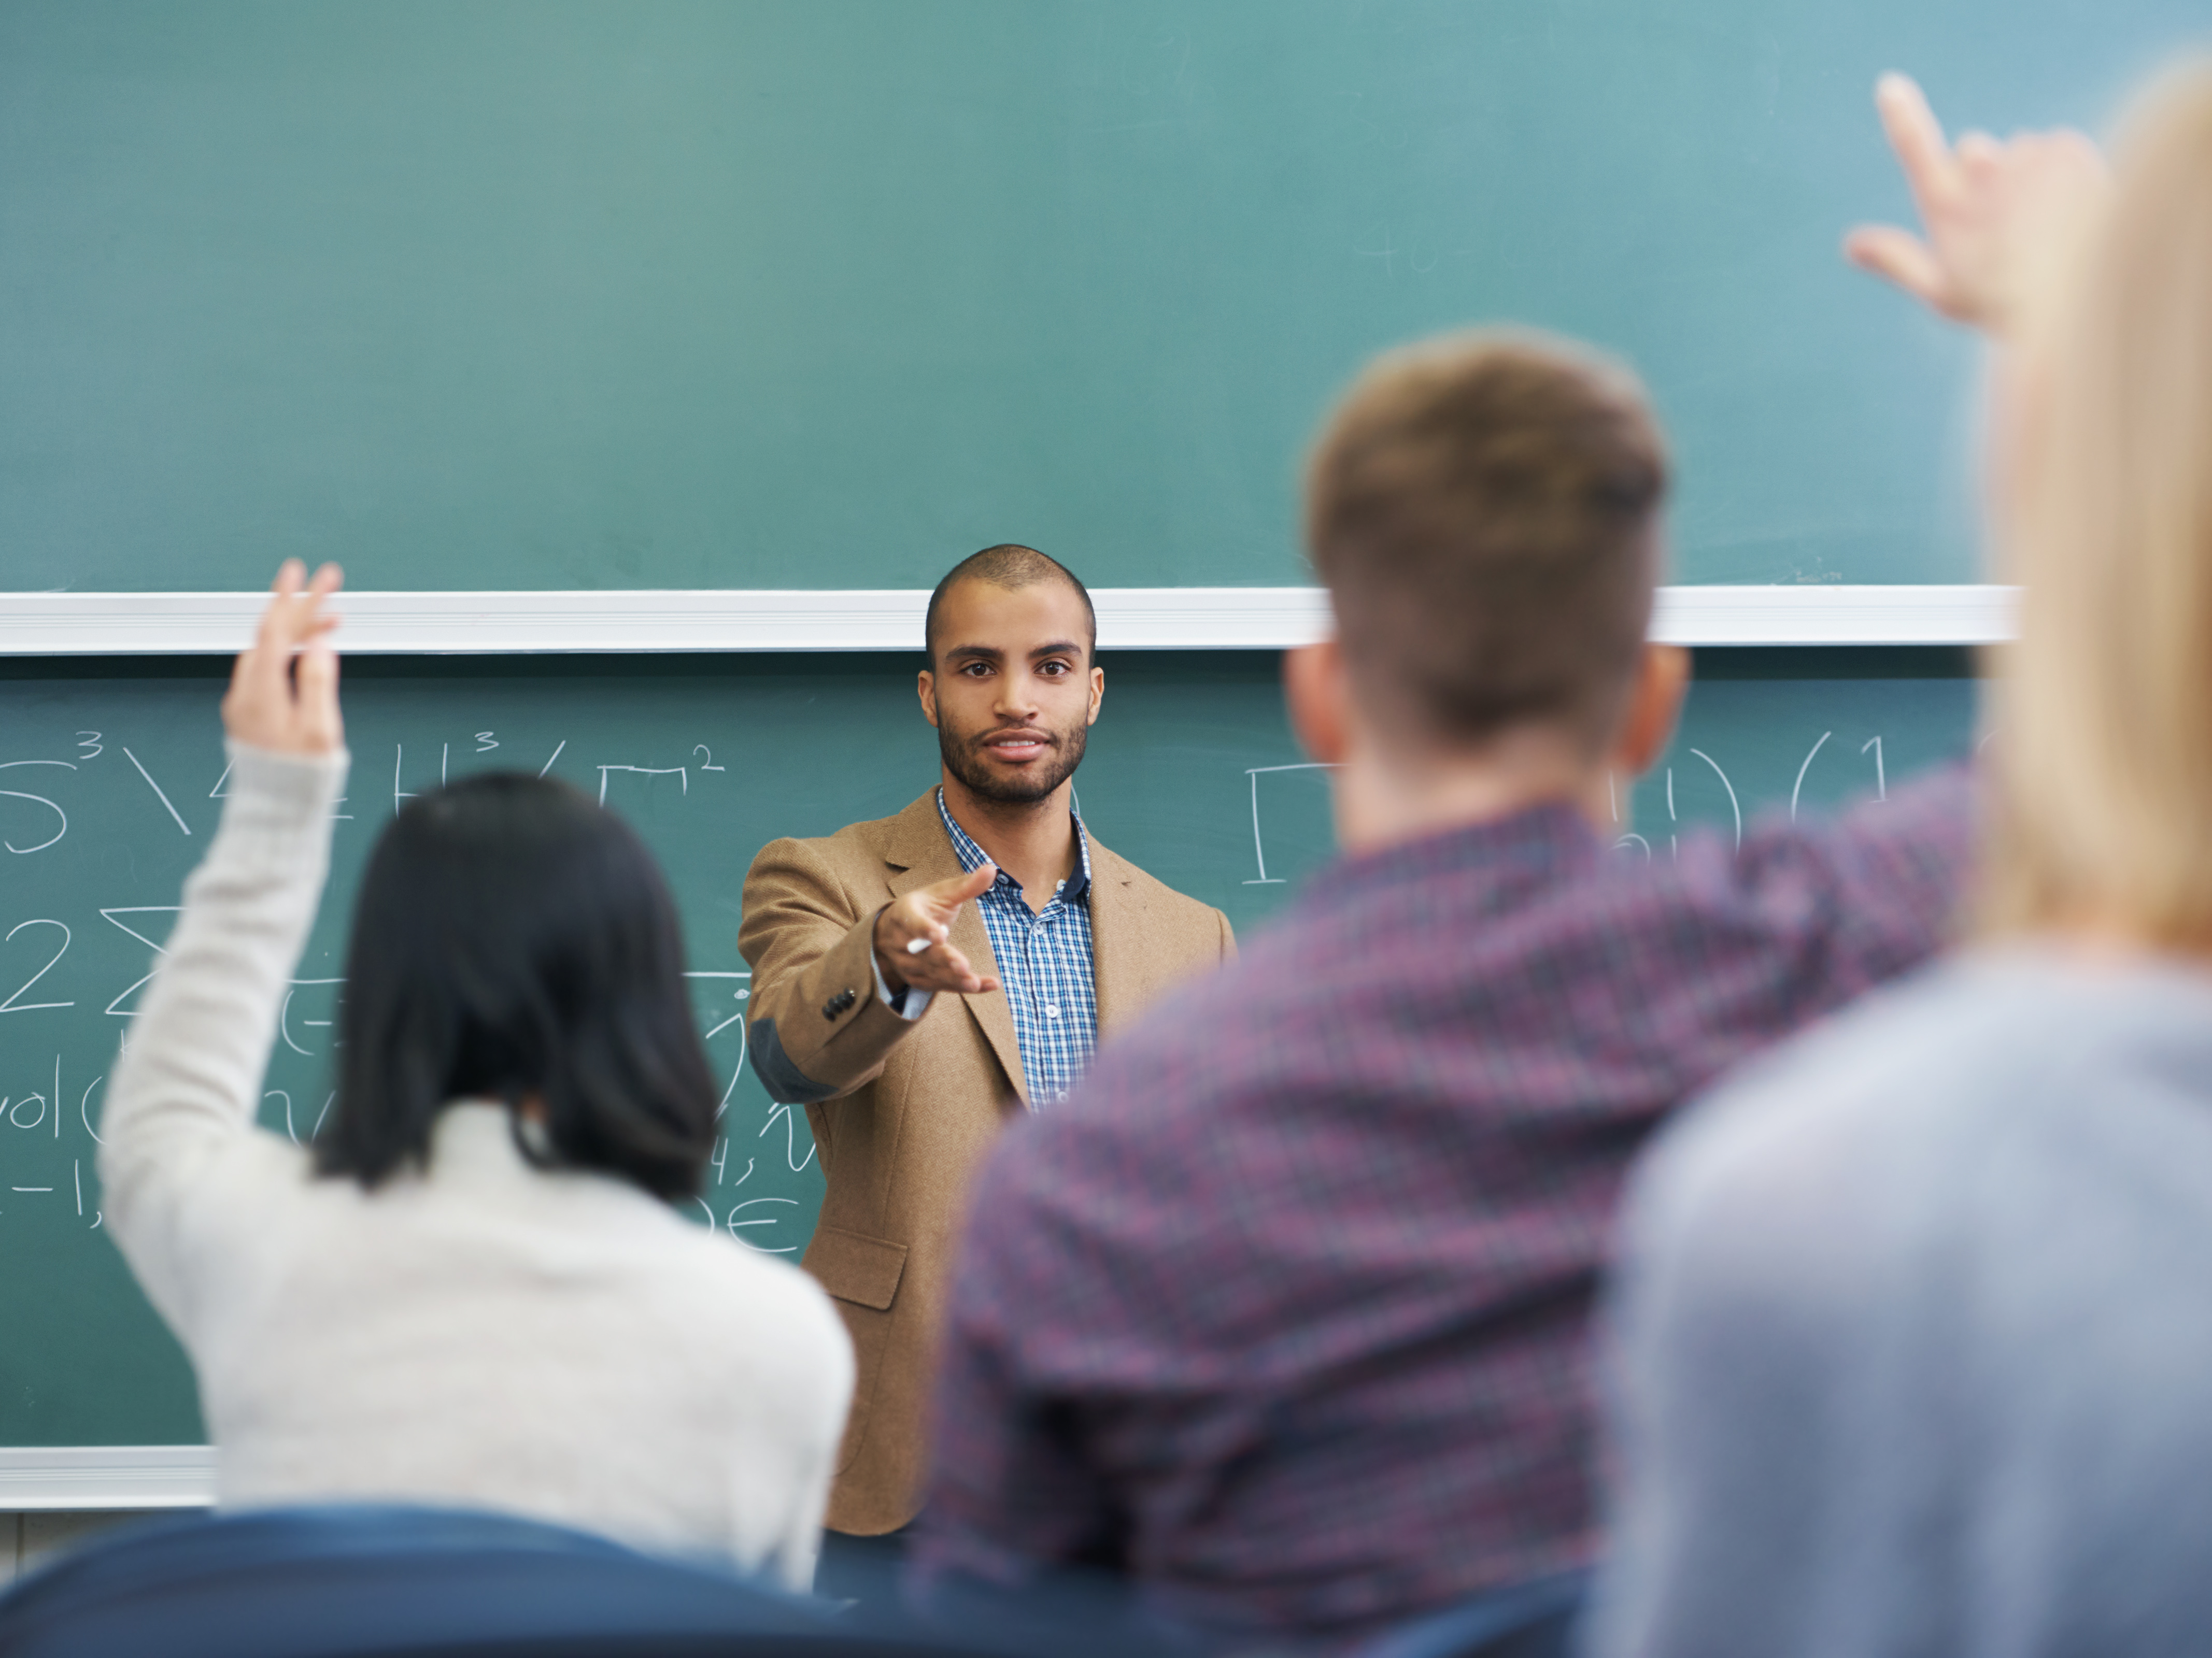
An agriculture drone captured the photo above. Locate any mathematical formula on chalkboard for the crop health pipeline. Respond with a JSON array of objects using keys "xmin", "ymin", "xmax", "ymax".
[
  {"xmin": 0, "ymin": 661, "xmax": 1981, "ymax": 1440},
  {"xmin": 1240, "ymin": 724, "xmax": 1944, "ymax": 883},
  {"xmin": 2, "ymin": 720, "xmax": 1950, "ymax": 1162},
  {"xmin": 0, "ymin": 957, "xmax": 810, "ymax": 1252},
  {"xmin": 0, "ymin": 682, "xmax": 1977, "ymax": 1250},
  {"xmin": 0, "ymin": 717, "xmax": 1845, "ymax": 1248},
  {"xmin": 0, "ymin": 724, "xmax": 831, "ymax": 1261}
]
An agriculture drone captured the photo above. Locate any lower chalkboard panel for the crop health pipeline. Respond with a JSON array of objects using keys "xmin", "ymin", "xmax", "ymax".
[{"xmin": 0, "ymin": 648, "xmax": 1975, "ymax": 1446}]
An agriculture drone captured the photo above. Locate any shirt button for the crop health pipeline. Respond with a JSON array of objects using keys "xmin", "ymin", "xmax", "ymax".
[{"xmin": 1044, "ymin": 1005, "xmax": 1060, "ymax": 1019}]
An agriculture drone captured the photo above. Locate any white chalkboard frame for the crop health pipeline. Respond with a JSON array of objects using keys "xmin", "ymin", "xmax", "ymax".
[
  {"xmin": 0, "ymin": 1447, "xmax": 213, "ymax": 1509},
  {"xmin": 0, "ymin": 586, "xmax": 2015, "ymax": 654}
]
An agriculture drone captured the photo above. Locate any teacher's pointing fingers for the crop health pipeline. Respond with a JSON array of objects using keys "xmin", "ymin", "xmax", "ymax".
[{"xmin": 874, "ymin": 863, "xmax": 1001, "ymax": 996}]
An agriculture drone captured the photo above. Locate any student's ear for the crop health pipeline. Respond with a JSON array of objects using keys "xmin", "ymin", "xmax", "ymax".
[
  {"xmin": 1087, "ymin": 661, "xmax": 1104, "ymax": 727},
  {"xmin": 1284, "ymin": 640, "xmax": 1352, "ymax": 765},
  {"xmin": 918, "ymin": 666, "xmax": 940, "ymax": 730},
  {"xmin": 1609, "ymin": 645, "xmax": 1691, "ymax": 777}
]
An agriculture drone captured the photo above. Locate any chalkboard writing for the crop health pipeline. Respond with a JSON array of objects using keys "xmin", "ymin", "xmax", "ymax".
[{"xmin": 0, "ymin": 649, "xmax": 1972, "ymax": 1443}]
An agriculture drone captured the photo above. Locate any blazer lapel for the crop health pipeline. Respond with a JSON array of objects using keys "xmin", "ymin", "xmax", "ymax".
[
  {"xmin": 1085, "ymin": 839, "xmax": 1148, "ymax": 1038},
  {"xmin": 882, "ymin": 791, "xmax": 1028, "ymax": 1105}
]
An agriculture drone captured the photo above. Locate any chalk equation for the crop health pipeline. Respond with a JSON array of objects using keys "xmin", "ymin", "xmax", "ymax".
[
  {"xmin": 1244, "ymin": 723, "xmax": 1942, "ymax": 883},
  {"xmin": 0, "ymin": 661, "xmax": 1981, "ymax": 1441},
  {"xmin": 0, "ymin": 683, "xmax": 1975, "ymax": 1284},
  {"xmin": 0, "ymin": 728, "xmax": 818, "ymax": 1260}
]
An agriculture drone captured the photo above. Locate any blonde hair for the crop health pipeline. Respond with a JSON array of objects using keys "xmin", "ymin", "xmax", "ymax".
[{"xmin": 1984, "ymin": 63, "xmax": 2212, "ymax": 946}]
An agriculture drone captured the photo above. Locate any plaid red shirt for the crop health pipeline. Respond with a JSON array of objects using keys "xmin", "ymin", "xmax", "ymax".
[{"xmin": 913, "ymin": 774, "xmax": 1974, "ymax": 1649}]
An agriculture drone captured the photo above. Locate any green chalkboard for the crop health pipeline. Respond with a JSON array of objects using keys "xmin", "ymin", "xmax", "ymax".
[
  {"xmin": 0, "ymin": 1, "xmax": 2195, "ymax": 594},
  {"xmin": 0, "ymin": 648, "xmax": 1971, "ymax": 1445}
]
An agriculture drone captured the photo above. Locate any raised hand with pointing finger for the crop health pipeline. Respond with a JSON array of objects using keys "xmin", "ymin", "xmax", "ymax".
[
  {"xmin": 1845, "ymin": 72, "xmax": 2107, "ymax": 337},
  {"xmin": 874, "ymin": 863, "xmax": 1002, "ymax": 997}
]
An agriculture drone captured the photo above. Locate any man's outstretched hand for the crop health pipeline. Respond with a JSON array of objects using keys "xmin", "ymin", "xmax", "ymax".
[
  {"xmin": 1846, "ymin": 73, "xmax": 2107, "ymax": 337},
  {"xmin": 874, "ymin": 864, "xmax": 1002, "ymax": 997},
  {"xmin": 221, "ymin": 560, "xmax": 345, "ymax": 756}
]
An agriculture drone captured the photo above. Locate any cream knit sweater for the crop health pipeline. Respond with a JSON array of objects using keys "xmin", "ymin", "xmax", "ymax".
[{"xmin": 100, "ymin": 743, "xmax": 853, "ymax": 1591}]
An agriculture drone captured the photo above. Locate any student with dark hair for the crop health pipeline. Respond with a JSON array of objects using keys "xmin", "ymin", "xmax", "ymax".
[
  {"xmin": 99, "ymin": 564, "xmax": 853, "ymax": 1589},
  {"xmin": 912, "ymin": 236, "xmax": 1986, "ymax": 1657},
  {"xmin": 317, "ymin": 771, "xmax": 718, "ymax": 1201}
]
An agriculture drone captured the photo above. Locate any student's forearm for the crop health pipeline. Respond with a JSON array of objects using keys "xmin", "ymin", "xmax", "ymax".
[
  {"xmin": 1830, "ymin": 761, "xmax": 1978, "ymax": 944},
  {"xmin": 1726, "ymin": 761, "xmax": 1977, "ymax": 1000},
  {"xmin": 99, "ymin": 744, "xmax": 347, "ymax": 1214}
]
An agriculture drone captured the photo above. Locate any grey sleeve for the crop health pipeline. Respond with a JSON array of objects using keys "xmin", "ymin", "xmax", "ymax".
[
  {"xmin": 1584, "ymin": 1095, "xmax": 1879, "ymax": 1658},
  {"xmin": 98, "ymin": 742, "xmax": 347, "ymax": 1342}
]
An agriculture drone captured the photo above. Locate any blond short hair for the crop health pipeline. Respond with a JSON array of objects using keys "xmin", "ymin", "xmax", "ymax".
[{"xmin": 1984, "ymin": 63, "xmax": 2212, "ymax": 946}]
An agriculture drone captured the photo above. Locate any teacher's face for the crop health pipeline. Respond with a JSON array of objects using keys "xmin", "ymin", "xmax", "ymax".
[{"xmin": 919, "ymin": 578, "xmax": 1104, "ymax": 806}]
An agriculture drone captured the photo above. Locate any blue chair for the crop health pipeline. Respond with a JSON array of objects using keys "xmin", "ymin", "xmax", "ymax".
[
  {"xmin": 1350, "ymin": 1569, "xmax": 1587, "ymax": 1658},
  {"xmin": 0, "ymin": 1503, "xmax": 992, "ymax": 1658}
]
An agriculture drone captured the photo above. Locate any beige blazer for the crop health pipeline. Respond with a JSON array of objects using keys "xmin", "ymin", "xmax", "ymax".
[{"xmin": 738, "ymin": 789, "xmax": 1235, "ymax": 1535}]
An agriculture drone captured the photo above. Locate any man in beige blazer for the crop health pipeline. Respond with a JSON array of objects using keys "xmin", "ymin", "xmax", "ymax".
[{"xmin": 740, "ymin": 545, "xmax": 1234, "ymax": 1540}]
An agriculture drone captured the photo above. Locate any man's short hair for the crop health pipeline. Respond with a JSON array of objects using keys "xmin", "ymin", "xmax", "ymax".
[
  {"xmin": 1305, "ymin": 329, "xmax": 1667, "ymax": 753},
  {"xmin": 924, "ymin": 544, "xmax": 1098, "ymax": 667}
]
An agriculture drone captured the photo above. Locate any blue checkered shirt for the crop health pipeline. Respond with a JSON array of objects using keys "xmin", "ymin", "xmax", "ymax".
[{"xmin": 938, "ymin": 789, "xmax": 1097, "ymax": 1106}]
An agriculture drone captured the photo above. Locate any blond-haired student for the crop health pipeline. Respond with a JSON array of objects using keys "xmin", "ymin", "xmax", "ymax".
[{"xmin": 1589, "ymin": 71, "xmax": 2212, "ymax": 1658}]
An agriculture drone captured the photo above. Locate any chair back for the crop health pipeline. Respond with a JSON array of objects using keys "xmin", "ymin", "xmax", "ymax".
[
  {"xmin": 0, "ymin": 1504, "xmax": 989, "ymax": 1658},
  {"xmin": 1350, "ymin": 1569, "xmax": 1586, "ymax": 1658}
]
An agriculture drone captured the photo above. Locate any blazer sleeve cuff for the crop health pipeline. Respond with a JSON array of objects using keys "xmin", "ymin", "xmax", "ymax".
[
  {"xmin": 749, "ymin": 908, "xmax": 932, "ymax": 1102},
  {"xmin": 871, "ymin": 947, "xmax": 935, "ymax": 1022}
]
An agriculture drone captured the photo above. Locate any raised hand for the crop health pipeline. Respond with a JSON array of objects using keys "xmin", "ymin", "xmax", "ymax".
[
  {"xmin": 873, "ymin": 863, "xmax": 1002, "ymax": 997},
  {"xmin": 1845, "ymin": 73, "xmax": 2107, "ymax": 336},
  {"xmin": 220, "ymin": 560, "xmax": 345, "ymax": 756}
]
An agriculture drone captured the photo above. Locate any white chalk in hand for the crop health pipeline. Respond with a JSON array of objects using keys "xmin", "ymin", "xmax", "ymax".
[{"xmin": 906, "ymin": 935, "xmax": 933, "ymax": 955}]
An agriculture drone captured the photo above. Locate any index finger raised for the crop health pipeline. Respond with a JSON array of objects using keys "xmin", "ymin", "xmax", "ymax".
[
  {"xmin": 274, "ymin": 562, "xmax": 345, "ymax": 652},
  {"xmin": 1876, "ymin": 73, "xmax": 1960, "ymax": 215},
  {"xmin": 238, "ymin": 560, "xmax": 308, "ymax": 703}
]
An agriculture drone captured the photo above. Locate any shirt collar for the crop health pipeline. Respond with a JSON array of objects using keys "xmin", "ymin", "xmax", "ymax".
[{"xmin": 936, "ymin": 787, "xmax": 1093, "ymax": 905}]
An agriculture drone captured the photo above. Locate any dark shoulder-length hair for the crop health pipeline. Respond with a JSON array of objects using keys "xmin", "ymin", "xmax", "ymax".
[{"xmin": 315, "ymin": 772, "xmax": 717, "ymax": 1203}]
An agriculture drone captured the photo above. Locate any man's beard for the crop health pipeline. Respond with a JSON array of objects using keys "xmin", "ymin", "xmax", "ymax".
[{"xmin": 940, "ymin": 720, "xmax": 1088, "ymax": 805}]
